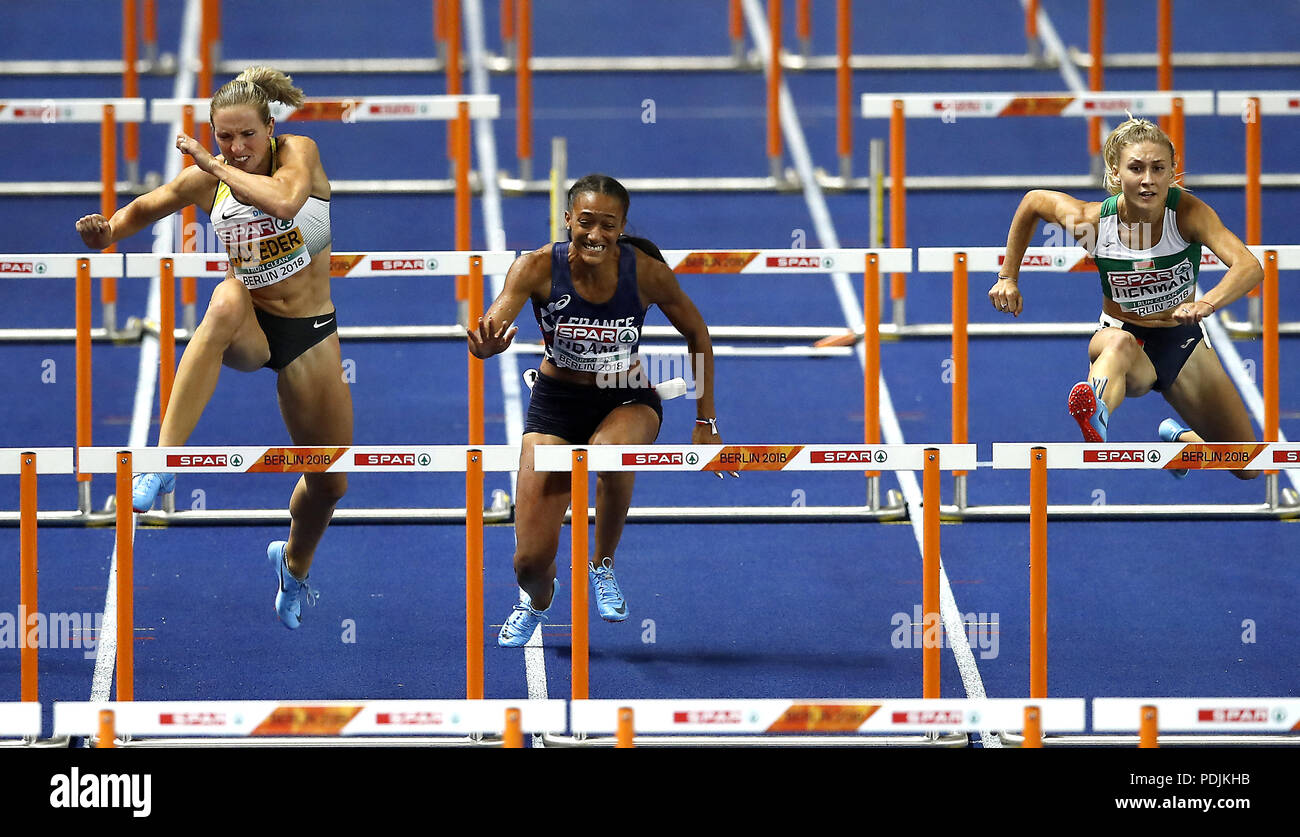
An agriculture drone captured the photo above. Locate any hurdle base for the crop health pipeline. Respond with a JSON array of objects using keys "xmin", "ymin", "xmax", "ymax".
[
  {"xmin": 0, "ymin": 735, "xmax": 72, "ymax": 748},
  {"xmin": 619, "ymin": 503, "xmax": 907, "ymax": 524},
  {"xmin": 944, "ymin": 502, "xmax": 1300, "ymax": 521},
  {"xmin": 1000, "ymin": 732, "xmax": 1300, "ymax": 748},
  {"xmin": 541, "ymin": 732, "xmax": 969, "ymax": 748},
  {"xmin": 96, "ymin": 734, "xmax": 510, "ymax": 748}
]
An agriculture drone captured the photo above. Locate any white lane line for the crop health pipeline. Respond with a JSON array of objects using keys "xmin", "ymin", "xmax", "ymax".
[
  {"xmin": 742, "ymin": 0, "xmax": 1000, "ymax": 747},
  {"xmin": 466, "ymin": 0, "xmax": 550, "ymax": 724},
  {"xmin": 91, "ymin": 0, "xmax": 202, "ymax": 704}
]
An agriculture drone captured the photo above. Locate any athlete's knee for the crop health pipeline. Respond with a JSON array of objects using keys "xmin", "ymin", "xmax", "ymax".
[
  {"xmin": 1096, "ymin": 327, "xmax": 1141, "ymax": 361},
  {"xmin": 199, "ymin": 284, "xmax": 252, "ymax": 342}
]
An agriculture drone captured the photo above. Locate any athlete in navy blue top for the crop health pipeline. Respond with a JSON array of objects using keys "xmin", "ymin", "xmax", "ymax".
[{"xmin": 468, "ymin": 174, "xmax": 727, "ymax": 646}]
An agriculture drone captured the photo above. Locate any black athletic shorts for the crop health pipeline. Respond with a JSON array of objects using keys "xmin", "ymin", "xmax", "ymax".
[
  {"xmin": 523, "ymin": 370, "xmax": 663, "ymax": 443},
  {"xmin": 254, "ymin": 308, "xmax": 338, "ymax": 372},
  {"xmin": 1098, "ymin": 314, "xmax": 1204, "ymax": 392}
]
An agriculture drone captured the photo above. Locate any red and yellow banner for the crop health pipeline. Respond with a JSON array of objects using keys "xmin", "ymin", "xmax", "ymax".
[{"xmin": 252, "ymin": 705, "xmax": 363, "ymax": 736}]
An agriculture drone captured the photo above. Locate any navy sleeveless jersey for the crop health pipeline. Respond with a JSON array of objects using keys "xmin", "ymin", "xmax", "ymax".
[{"xmin": 533, "ymin": 241, "xmax": 647, "ymax": 373}]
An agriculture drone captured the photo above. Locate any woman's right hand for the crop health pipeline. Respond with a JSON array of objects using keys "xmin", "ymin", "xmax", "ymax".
[
  {"xmin": 466, "ymin": 315, "xmax": 517, "ymax": 359},
  {"xmin": 75, "ymin": 214, "xmax": 114, "ymax": 250},
  {"xmin": 987, "ymin": 275, "xmax": 1023, "ymax": 317}
]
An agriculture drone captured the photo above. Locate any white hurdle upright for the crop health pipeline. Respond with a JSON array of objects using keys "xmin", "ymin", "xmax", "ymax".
[
  {"xmin": 571, "ymin": 698, "xmax": 1085, "ymax": 748},
  {"xmin": 55, "ymin": 699, "xmax": 566, "ymax": 748},
  {"xmin": 77, "ymin": 445, "xmax": 519, "ymax": 702},
  {"xmin": 533, "ymin": 443, "xmax": 976, "ymax": 721}
]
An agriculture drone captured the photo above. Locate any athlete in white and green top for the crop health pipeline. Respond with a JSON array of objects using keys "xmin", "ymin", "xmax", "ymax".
[{"xmin": 988, "ymin": 117, "xmax": 1263, "ymax": 479}]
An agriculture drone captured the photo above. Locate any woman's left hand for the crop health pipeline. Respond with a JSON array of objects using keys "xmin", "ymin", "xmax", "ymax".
[
  {"xmin": 693, "ymin": 419, "xmax": 738, "ymax": 479},
  {"xmin": 1172, "ymin": 299, "xmax": 1214, "ymax": 325}
]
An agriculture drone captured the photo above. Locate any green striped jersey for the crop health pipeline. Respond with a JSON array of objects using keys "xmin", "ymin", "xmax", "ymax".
[{"xmin": 1090, "ymin": 186, "xmax": 1200, "ymax": 318}]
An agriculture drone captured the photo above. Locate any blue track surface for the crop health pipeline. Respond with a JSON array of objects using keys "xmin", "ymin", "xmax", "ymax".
[{"xmin": 0, "ymin": 1, "xmax": 1297, "ymax": 745}]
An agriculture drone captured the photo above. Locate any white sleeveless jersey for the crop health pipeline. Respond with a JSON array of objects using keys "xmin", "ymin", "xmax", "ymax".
[
  {"xmin": 1089, "ymin": 187, "xmax": 1201, "ymax": 318},
  {"xmin": 209, "ymin": 139, "xmax": 331, "ymax": 289}
]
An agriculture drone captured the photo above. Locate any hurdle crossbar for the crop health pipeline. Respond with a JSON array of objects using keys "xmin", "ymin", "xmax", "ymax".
[
  {"xmin": 563, "ymin": 698, "xmax": 1083, "ymax": 747},
  {"xmin": 54, "ymin": 699, "xmax": 566, "ymax": 747},
  {"xmin": 535, "ymin": 444, "xmax": 975, "ymax": 703}
]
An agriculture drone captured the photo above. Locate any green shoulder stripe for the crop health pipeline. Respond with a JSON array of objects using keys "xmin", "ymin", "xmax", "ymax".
[{"xmin": 1100, "ymin": 194, "xmax": 1119, "ymax": 218}]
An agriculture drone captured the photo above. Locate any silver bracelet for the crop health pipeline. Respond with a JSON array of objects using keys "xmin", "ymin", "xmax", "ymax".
[{"xmin": 695, "ymin": 418, "xmax": 718, "ymax": 435}]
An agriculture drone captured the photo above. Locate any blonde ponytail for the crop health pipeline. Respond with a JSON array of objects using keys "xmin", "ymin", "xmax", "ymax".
[{"xmin": 210, "ymin": 66, "xmax": 305, "ymax": 123}]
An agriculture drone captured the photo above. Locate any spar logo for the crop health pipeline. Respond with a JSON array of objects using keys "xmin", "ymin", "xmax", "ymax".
[
  {"xmin": 1273, "ymin": 450, "xmax": 1300, "ymax": 464},
  {"xmin": 1197, "ymin": 708, "xmax": 1269, "ymax": 723},
  {"xmin": 556, "ymin": 323, "xmax": 621, "ymax": 345},
  {"xmin": 165, "ymin": 453, "xmax": 232, "ymax": 467},
  {"xmin": 205, "ymin": 260, "xmax": 232, "ymax": 272},
  {"xmin": 892, "ymin": 710, "xmax": 965, "ymax": 725},
  {"xmin": 999, "ymin": 253, "xmax": 1069, "ymax": 268},
  {"xmin": 159, "ymin": 712, "xmax": 227, "ymax": 726},
  {"xmin": 0, "ymin": 261, "xmax": 44, "ymax": 274},
  {"xmin": 371, "ymin": 258, "xmax": 439, "ymax": 271},
  {"xmin": 376, "ymin": 711, "xmax": 444, "ymax": 725},
  {"xmin": 1082, "ymin": 449, "xmax": 1157, "ymax": 463},
  {"xmin": 1109, "ymin": 259, "xmax": 1194, "ymax": 294},
  {"xmin": 354, "ymin": 452, "xmax": 429, "ymax": 467},
  {"xmin": 766, "ymin": 256, "xmax": 832, "ymax": 269},
  {"xmin": 622, "ymin": 452, "xmax": 685, "ymax": 466},
  {"xmin": 810, "ymin": 449, "xmax": 887, "ymax": 464},
  {"xmin": 673, "ymin": 710, "xmax": 742, "ymax": 725},
  {"xmin": 369, "ymin": 103, "xmax": 427, "ymax": 117},
  {"xmin": 1083, "ymin": 98, "xmax": 1140, "ymax": 112}
]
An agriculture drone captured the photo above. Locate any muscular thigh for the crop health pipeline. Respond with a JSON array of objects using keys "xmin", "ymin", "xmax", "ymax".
[
  {"xmin": 1163, "ymin": 341, "xmax": 1256, "ymax": 442},
  {"xmin": 1088, "ymin": 326, "xmax": 1156, "ymax": 397},
  {"xmin": 275, "ymin": 334, "xmax": 353, "ymax": 445},
  {"xmin": 208, "ymin": 278, "xmax": 270, "ymax": 372}
]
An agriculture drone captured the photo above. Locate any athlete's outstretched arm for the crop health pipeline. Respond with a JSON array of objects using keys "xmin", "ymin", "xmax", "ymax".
[{"xmin": 467, "ymin": 247, "xmax": 549, "ymax": 359}]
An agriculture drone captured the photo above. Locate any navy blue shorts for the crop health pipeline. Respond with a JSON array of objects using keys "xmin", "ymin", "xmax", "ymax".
[
  {"xmin": 523, "ymin": 371, "xmax": 663, "ymax": 443},
  {"xmin": 254, "ymin": 308, "xmax": 338, "ymax": 372},
  {"xmin": 1099, "ymin": 314, "xmax": 1204, "ymax": 392}
]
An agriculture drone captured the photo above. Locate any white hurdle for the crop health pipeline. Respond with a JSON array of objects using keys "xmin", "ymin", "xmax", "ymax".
[
  {"xmin": 532, "ymin": 443, "xmax": 976, "ymax": 708},
  {"xmin": 55, "ymin": 699, "xmax": 566, "ymax": 748},
  {"xmin": 77, "ymin": 445, "xmax": 519, "ymax": 702},
  {"xmin": 571, "ymin": 698, "xmax": 1084, "ymax": 748},
  {"xmin": 1093, "ymin": 698, "xmax": 1300, "ymax": 747}
]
